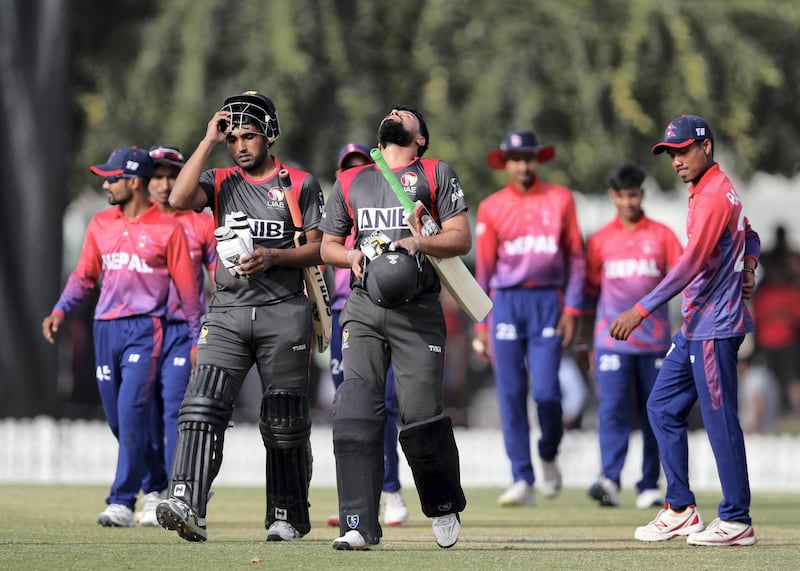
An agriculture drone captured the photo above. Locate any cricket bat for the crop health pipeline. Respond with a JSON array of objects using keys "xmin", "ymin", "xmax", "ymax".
[
  {"xmin": 370, "ymin": 148, "xmax": 492, "ymax": 322},
  {"xmin": 279, "ymin": 169, "xmax": 332, "ymax": 353}
]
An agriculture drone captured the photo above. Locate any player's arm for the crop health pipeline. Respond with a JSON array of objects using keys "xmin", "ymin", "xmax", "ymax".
[
  {"xmin": 392, "ymin": 211, "xmax": 471, "ymax": 258},
  {"xmin": 166, "ymin": 226, "xmax": 204, "ymax": 352},
  {"xmin": 610, "ymin": 195, "xmax": 729, "ymax": 341},
  {"xmin": 240, "ymin": 228, "xmax": 324, "ymax": 275},
  {"xmin": 42, "ymin": 222, "xmax": 103, "ymax": 344},
  {"xmin": 322, "ymin": 233, "xmax": 364, "ymax": 280},
  {"xmin": 170, "ymin": 112, "xmax": 230, "ymax": 211},
  {"xmin": 472, "ymin": 203, "xmax": 498, "ymax": 361},
  {"xmin": 557, "ymin": 195, "xmax": 586, "ymax": 347}
]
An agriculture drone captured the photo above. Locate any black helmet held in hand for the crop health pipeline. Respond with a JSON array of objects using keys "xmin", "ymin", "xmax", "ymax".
[{"xmin": 364, "ymin": 249, "xmax": 421, "ymax": 308}]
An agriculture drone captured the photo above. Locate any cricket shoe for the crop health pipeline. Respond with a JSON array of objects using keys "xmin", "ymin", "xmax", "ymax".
[
  {"xmin": 540, "ymin": 459, "xmax": 562, "ymax": 498},
  {"xmin": 97, "ymin": 504, "xmax": 135, "ymax": 527},
  {"xmin": 332, "ymin": 530, "xmax": 382, "ymax": 551},
  {"xmin": 497, "ymin": 480, "xmax": 535, "ymax": 506},
  {"xmin": 156, "ymin": 498, "xmax": 207, "ymax": 542},
  {"xmin": 136, "ymin": 490, "xmax": 163, "ymax": 527},
  {"xmin": 634, "ymin": 504, "xmax": 705, "ymax": 542},
  {"xmin": 266, "ymin": 520, "xmax": 302, "ymax": 542},
  {"xmin": 686, "ymin": 518, "xmax": 757, "ymax": 547},
  {"xmin": 588, "ymin": 477, "xmax": 619, "ymax": 507},
  {"xmin": 635, "ymin": 488, "xmax": 664, "ymax": 510},
  {"xmin": 381, "ymin": 490, "xmax": 409, "ymax": 526},
  {"xmin": 433, "ymin": 513, "xmax": 461, "ymax": 548}
]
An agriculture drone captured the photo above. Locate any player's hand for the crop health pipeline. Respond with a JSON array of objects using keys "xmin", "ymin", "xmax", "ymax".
[
  {"xmin": 348, "ymin": 248, "xmax": 365, "ymax": 281},
  {"xmin": 609, "ymin": 308, "xmax": 644, "ymax": 341},
  {"xmin": 391, "ymin": 236, "xmax": 422, "ymax": 256},
  {"xmin": 205, "ymin": 111, "xmax": 231, "ymax": 144},
  {"xmin": 742, "ymin": 268, "xmax": 756, "ymax": 300},
  {"xmin": 472, "ymin": 329, "xmax": 491, "ymax": 362},
  {"xmin": 557, "ymin": 313, "xmax": 576, "ymax": 348},
  {"xmin": 238, "ymin": 245, "xmax": 276, "ymax": 276},
  {"xmin": 42, "ymin": 313, "xmax": 64, "ymax": 344}
]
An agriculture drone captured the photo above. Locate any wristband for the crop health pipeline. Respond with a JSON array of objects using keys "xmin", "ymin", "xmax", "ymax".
[{"xmin": 347, "ymin": 249, "xmax": 355, "ymax": 264}]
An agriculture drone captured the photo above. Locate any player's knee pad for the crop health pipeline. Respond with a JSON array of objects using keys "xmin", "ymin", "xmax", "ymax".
[
  {"xmin": 169, "ymin": 365, "xmax": 235, "ymax": 518},
  {"xmin": 259, "ymin": 389, "xmax": 312, "ymax": 535},
  {"xmin": 332, "ymin": 378, "xmax": 385, "ymax": 456},
  {"xmin": 399, "ymin": 414, "xmax": 467, "ymax": 517}
]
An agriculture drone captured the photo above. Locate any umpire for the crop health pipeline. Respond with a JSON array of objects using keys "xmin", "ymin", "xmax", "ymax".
[{"xmin": 320, "ymin": 106, "xmax": 469, "ymax": 550}]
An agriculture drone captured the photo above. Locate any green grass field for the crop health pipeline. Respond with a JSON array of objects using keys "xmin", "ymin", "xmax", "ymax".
[{"xmin": 2, "ymin": 485, "xmax": 798, "ymax": 570}]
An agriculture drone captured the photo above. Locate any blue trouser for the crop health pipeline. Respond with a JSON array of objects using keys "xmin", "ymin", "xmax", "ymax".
[
  {"xmin": 142, "ymin": 320, "xmax": 192, "ymax": 494},
  {"xmin": 595, "ymin": 350, "xmax": 661, "ymax": 492},
  {"xmin": 648, "ymin": 331, "xmax": 751, "ymax": 524},
  {"xmin": 331, "ymin": 308, "xmax": 400, "ymax": 492},
  {"xmin": 94, "ymin": 317, "xmax": 163, "ymax": 509},
  {"xmin": 490, "ymin": 288, "xmax": 564, "ymax": 485}
]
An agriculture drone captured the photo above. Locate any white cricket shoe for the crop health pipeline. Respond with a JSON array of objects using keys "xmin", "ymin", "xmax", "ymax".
[
  {"xmin": 687, "ymin": 518, "xmax": 757, "ymax": 546},
  {"xmin": 332, "ymin": 529, "xmax": 381, "ymax": 551},
  {"xmin": 432, "ymin": 513, "xmax": 461, "ymax": 548},
  {"xmin": 156, "ymin": 498, "xmax": 207, "ymax": 542},
  {"xmin": 136, "ymin": 491, "xmax": 162, "ymax": 527},
  {"xmin": 540, "ymin": 460, "xmax": 562, "ymax": 498},
  {"xmin": 381, "ymin": 490, "xmax": 409, "ymax": 526},
  {"xmin": 588, "ymin": 477, "xmax": 619, "ymax": 507},
  {"xmin": 266, "ymin": 520, "xmax": 302, "ymax": 541},
  {"xmin": 634, "ymin": 504, "xmax": 705, "ymax": 542},
  {"xmin": 635, "ymin": 488, "xmax": 664, "ymax": 510},
  {"xmin": 497, "ymin": 480, "xmax": 535, "ymax": 506},
  {"xmin": 97, "ymin": 504, "xmax": 135, "ymax": 527}
]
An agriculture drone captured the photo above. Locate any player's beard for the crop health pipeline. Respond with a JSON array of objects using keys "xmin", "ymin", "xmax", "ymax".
[{"xmin": 378, "ymin": 119, "xmax": 414, "ymax": 148}]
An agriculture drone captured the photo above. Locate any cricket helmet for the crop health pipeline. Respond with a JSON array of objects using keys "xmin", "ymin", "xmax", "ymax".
[
  {"xmin": 364, "ymin": 249, "xmax": 420, "ymax": 308},
  {"xmin": 221, "ymin": 91, "xmax": 280, "ymax": 146}
]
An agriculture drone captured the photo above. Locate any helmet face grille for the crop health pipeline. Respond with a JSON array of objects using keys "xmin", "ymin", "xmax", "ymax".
[{"xmin": 221, "ymin": 93, "xmax": 280, "ymax": 145}]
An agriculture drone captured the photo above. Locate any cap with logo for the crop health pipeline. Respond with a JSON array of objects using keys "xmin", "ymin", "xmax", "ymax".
[
  {"xmin": 651, "ymin": 115, "xmax": 714, "ymax": 155},
  {"xmin": 337, "ymin": 143, "xmax": 372, "ymax": 170},
  {"xmin": 486, "ymin": 130, "xmax": 556, "ymax": 170},
  {"xmin": 90, "ymin": 146, "xmax": 154, "ymax": 178}
]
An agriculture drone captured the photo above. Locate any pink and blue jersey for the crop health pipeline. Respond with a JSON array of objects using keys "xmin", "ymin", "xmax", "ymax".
[
  {"xmin": 475, "ymin": 179, "xmax": 585, "ymax": 319},
  {"xmin": 585, "ymin": 215, "xmax": 683, "ymax": 353},
  {"xmin": 165, "ymin": 210, "xmax": 216, "ymax": 322},
  {"xmin": 52, "ymin": 204, "xmax": 203, "ymax": 343},
  {"xmin": 635, "ymin": 164, "xmax": 760, "ymax": 340}
]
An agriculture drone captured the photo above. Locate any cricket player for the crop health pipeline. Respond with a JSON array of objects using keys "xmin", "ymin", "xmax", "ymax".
[
  {"xmin": 42, "ymin": 146, "xmax": 203, "ymax": 528},
  {"xmin": 320, "ymin": 106, "xmax": 468, "ymax": 550},
  {"xmin": 474, "ymin": 130, "xmax": 586, "ymax": 506},
  {"xmin": 611, "ymin": 115, "xmax": 759, "ymax": 546}
]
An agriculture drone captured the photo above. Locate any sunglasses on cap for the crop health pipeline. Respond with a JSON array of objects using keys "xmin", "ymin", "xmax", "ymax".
[
  {"xmin": 105, "ymin": 174, "xmax": 136, "ymax": 184},
  {"xmin": 149, "ymin": 146, "xmax": 185, "ymax": 162}
]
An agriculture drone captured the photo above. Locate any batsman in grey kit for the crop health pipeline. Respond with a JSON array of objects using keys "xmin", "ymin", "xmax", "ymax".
[
  {"xmin": 155, "ymin": 91, "xmax": 325, "ymax": 542},
  {"xmin": 320, "ymin": 105, "xmax": 469, "ymax": 550}
]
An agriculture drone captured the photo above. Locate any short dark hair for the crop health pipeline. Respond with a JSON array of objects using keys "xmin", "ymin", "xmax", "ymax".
[
  {"xmin": 609, "ymin": 164, "xmax": 646, "ymax": 191},
  {"xmin": 393, "ymin": 105, "xmax": 429, "ymax": 157}
]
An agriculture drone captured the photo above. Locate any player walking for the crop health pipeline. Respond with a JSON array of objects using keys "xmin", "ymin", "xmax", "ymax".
[
  {"xmin": 474, "ymin": 130, "xmax": 585, "ymax": 506},
  {"xmin": 135, "ymin": 145, "xmax": 217, "ymax": 527},
  {"xmin": 155, "ymin": 91, "xmax": 324, "ymax": 542},
  {"xmin": 579, "ymin": 164, "xmax": 682, "ymax": 509},
  {"xmin": 42, "ymin": 147, "xmax": 203, "ymax": 528},
  {"xmin": 326, "ymin": 143, "xmax": 408, "ymax": 529},
  {"xmin": 320, "ymin": 106, "xmax": 468, "ymax": 550},
  {"xmin": 611, "ymin": 115, "xmax": 759, "ymax": 546}
]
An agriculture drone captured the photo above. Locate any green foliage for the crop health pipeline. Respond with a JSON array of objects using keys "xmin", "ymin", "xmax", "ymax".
[{"xmin": 69, "ymin": 0, "xmax": 800, "ymax": 203}]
